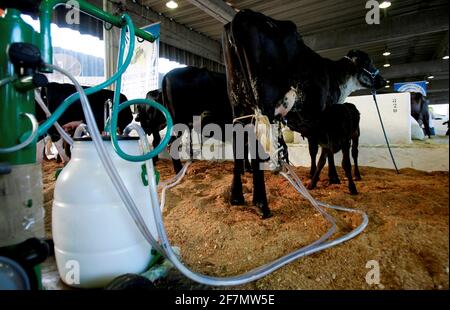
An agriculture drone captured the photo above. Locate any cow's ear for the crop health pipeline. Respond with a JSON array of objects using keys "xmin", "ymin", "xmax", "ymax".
[{"xmin": 347, "ymin": 50, "xmax": 359, "ymax": 64}]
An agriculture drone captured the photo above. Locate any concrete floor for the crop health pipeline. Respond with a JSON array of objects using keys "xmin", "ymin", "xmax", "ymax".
[{"xmin": 288, "ymin": 136, "xmax": 449, "ymax": 172}]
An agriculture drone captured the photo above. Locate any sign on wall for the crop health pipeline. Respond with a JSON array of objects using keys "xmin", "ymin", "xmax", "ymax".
[
  {"xmin": 394, "ymin": 81, "xmax": 427, "ymax": 96},
  {"xmin": 346, "ymin": 93, "xmax": 412, "ymax": 145},
  {"xmin": 120, "ymin": 23, "xmax": 160, "ymax": 100}
]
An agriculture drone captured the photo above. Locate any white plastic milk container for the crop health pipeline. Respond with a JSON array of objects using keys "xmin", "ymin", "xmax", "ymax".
[{"xmin": 52, "ymin": 137, "xmax": 159, "ymax": 288}]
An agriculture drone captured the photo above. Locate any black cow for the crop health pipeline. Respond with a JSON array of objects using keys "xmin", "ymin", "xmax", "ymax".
[
  {"xmin": 223, "ymin": 10, "xmax": 386, "ymax": 218},
  {"xmin": 35, "ymin": 82, "xmax": 133, "ymax": 160},
  {"xmin": 307, "ymin": 102, "xmax": 361, "ymax": 195},
  {"xmin": 36, "ymin": 82, "xmax": 132, "ymax": 141},
  {"xmin": 136, "ymin": 66, "xmax": 252, "ymax": 174},
  {"xmin": 410, "ymin": 92, "xmax": 431, "ymax": 138}
]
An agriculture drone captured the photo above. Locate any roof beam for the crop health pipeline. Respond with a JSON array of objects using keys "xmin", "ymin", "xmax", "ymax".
[
  {"xmin": 433, "ymin": 31, "xmax": 449, "ymax": 59},
  {"xmin": 186, "ymin": 0, "xmax": 236, "ymax": 24},
  {"xmin": 428, "ymin": 91, "xmax": 449, "ymax": 105},
  {"xmin": 108, "ymin": 0, "xmax": 223, "ymax": 63},
  {"xmin": 303, "ymin": 8, "xmax": 449, "ymax": 53},
  {"xmin": 427, "ymin": 79, "xmax": 449, "ymax": 94},
  {"xmin": 381, "ymin": 60, "xmax": 449, "ymax": 80}
]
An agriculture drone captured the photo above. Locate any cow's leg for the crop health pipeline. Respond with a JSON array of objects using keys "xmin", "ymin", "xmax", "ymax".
[
  {"xmin": 64, "ymin": 140, "xmax": 71, "ymax": 159},
  {"xmin": 230, "ymin": 133, "xmax": 245, "ymax": 206},
  {"xmin": 36, "ymin": 139, "xmax": 45, "ymax": 163},
  {"xmin": 308, "ymin": 137, "xmax": 318, "ymax": 178},
  {"xmin": 243, "ymin": 132, "xmax": 252, "ymax": 173},
  {"xmin": 54, "ymin": 138, "xmax": 70, "ymax": 163},
  {"xmin": 151, "ymin": 129, "xmax": 161, "ymax": 164},
  {"xmin": 251, "ymin": 140, "xmax": 271, "ymax": 218},
  {"xmin": 168, "ymin": 134, "xmax": 183, "ymax": 174},
  {"xmin": 423, "ymin": 117, "xmax": 432, "ymax": 138},
  {"xmin": 308, "ymin": 148, "xmax": 327, "ymax": 190},
  {"xmin": 342, "ymin": 141, "xmax": 358, "ymax": 195},
  {"xmin": 327, "ymin": 153, "xmax": 341, "ymax": 184},
  {"xmin": 351, "ymin": 133, "xmax": 362, "ymax": 181}
]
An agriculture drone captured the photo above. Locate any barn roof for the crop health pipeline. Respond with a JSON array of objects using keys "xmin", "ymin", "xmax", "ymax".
[{"xmin": 134, "ymin": 0, "xmax": 449, "ymax": 104}]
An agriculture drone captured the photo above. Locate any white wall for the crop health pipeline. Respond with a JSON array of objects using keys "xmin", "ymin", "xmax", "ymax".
[{"xmin": 346, "ymin": 92, "xmax": 412, "ymax": 145}]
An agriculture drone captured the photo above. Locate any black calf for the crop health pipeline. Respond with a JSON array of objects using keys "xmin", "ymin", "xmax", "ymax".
[{"xmin": 307, "ymin": 103, "xmax": 361, "ymax": 195}]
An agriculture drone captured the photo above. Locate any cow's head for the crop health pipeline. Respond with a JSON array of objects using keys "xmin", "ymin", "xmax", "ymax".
[
  {"xmin": 135, "ymin": 90, "xmax": 164, "ymax": 135},
  {"xmin": 346, "ymin": 50, "xmax": 386, "ymax": 90}
]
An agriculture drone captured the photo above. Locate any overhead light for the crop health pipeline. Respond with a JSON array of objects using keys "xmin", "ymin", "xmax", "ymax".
[
  {"xmin": 427, "ymin": 75, "xmax": 435, "ymax": 79},
  {"xmin": 443, "ymin": 55, "xmax": 449, "ymax": 60},
  {"xmin": 426, "ymin": 81, "xmax": 430, "ymax": 85},
  {"xmin": 383, "ymin": 63, "xmax": 391, "ymax": 68},
  {"xmin": 379, "ymin": 1, "xmax": 392, "ymax": 9},
  {"xmin": 166, "ymin": 1, "xmax": 178, "ymax": 9},
  {"xmin": 385, "ymin": 85, "xmax": 390, "ymax": 88},
  {"xmin": 383, "ymin": 51, "xmax": 391, "ymax": 56}
]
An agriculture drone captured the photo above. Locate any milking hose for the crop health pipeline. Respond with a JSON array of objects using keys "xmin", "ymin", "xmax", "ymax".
[
  {"xmin": 34, "ymin": 89, "xmax": 74, "ymax": 146},
  {"xmin": 0, "ymin": 113, "xmax": 39, "ymax": 154}
]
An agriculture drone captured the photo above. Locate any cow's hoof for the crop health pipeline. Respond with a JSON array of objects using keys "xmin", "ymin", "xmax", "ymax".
[
  {"xmin": 230, "ymin": 196, "xmax": 245, "ymax": 206},
  {"xmin": 306, "ymin": 181, "xmax": 316, "ymax": 190},
  {"xmin": 354, "ymin": 175, "xmax": 362, "ymax": 181},
  {"xmin": 253, "ymin": 201, "xmax": 272, "ymax": 219},
  {"xmin": 245, "ymin": 166, "xmax": 253, "ymax": 174},
  {"xmin": 349, "ymin": 185, "xmax": 358, "ymax": 195},
  {"xmin": 253, "ymin": 202, "xmax": 272, "ymax": 219},
  {"xmin": 328, "ymin": 177, "xmax": 341, "ymax": 185}
]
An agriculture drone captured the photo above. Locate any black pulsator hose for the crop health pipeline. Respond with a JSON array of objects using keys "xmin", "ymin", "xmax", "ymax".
[{"xmin": 372, "ymin": 90, "xmax": 400, "ymax": 174}]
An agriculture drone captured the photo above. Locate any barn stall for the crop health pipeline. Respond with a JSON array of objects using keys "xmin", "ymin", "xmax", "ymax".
[{"xmin": 0, "ymin": 0, "xmax": 449, "ymax": 293}]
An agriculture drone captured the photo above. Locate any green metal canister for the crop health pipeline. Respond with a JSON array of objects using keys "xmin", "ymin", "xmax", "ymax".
[{"xmin": 0, "ymin": 8, "xmax": 45, "ymax": 289}]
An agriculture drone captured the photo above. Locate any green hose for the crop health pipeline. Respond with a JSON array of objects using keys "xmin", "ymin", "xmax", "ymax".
[{"xmin": 36, "ymin": 14, "xmax": 173, "ymax": 162}]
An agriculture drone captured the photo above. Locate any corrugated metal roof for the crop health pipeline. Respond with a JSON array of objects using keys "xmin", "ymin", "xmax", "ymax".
[{"xmin": 142, "ymin": 0, "xmax": 448, "ymax": 83}]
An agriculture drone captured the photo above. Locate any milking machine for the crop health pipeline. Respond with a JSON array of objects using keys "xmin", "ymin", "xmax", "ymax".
[{"xmin": 1, "ymin": 0, "xmax": 369, "ymax": 290}]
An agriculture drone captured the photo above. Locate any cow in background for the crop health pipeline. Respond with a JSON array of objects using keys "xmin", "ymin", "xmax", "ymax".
[
  {"xmin": 410, "ymin": 92, "xmax": 432, "ymax": 138},
  {"xmin": 35, "ymin": 82, "xmax": 133, "ymax": 161},
  {"xmin": 136, "ymin": 66, "xmax": 252, "ymax": 174}
]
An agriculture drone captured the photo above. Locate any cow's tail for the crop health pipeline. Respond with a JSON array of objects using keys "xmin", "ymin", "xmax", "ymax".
[{"xmin": 225, "ymin": 13, "xmax": 259, "ymax": 112}]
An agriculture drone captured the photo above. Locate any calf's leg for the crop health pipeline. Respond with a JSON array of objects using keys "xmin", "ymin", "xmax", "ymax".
[
  {"xmin": 308, "ymin": 137, "xmax": 319, "ymax": 178},
  {"xmin": 342, "ymin": 142, "xmax": 358, "ymax": 195},
  {"xmin": 308, "ymin": 148, "xmax": 327, "ymax": 190},
  {"xmin": 351, "ymin": 133, "xmax": 362, "ymax": 181},
  {"xmin": 327, "ymin": 153, "xmax": 341, "ymax": 184}
]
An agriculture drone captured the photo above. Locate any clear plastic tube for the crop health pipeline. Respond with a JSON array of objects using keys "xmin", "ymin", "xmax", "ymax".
[
  {"xmin": 0, "ymin": 113, "xmax": 38, "ymax": 154},
  {"xmin": 0, "ymin": 75, "xmax": 16, "ymax": 87},
  {"xmin": 73, "ymin": 124, "xmax": 89, "ymax": 139},
  {"xmin": 34, "ymin": 89, "xmax": 74, "ymax": 146}
]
